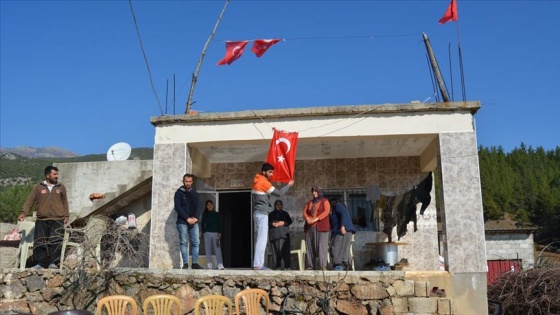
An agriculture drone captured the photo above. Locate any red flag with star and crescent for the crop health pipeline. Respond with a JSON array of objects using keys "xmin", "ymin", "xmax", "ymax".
[
  {"xmin": 217, "ymin": 41, "xmax": 249, "ymax": 65},
  {"xmin": 266, "ymin": 129, "xmax": 298, "ymax": 182},
  {"xmin": 252, "ymin": 39, "xmax": 281, "ymax": 58}
]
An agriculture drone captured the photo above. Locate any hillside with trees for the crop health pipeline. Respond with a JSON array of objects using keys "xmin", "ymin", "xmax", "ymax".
[{"xmin": 479, "ymin": 144, "xmax": 560, "ymax": 245}]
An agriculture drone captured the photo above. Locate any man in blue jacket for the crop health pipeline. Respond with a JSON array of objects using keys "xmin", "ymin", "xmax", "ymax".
[
  {"xmin": 329, "ymin": 198, "xmax": 356, "ymax": 271},
  {"xmin": 174, "ymin": 174, "xmax": 203, "ymax": 269}
]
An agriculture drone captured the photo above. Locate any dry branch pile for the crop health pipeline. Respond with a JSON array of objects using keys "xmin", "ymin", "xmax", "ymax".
[{"xmin": 487, "ymin": 266, "xmax": 560, "ymax": 315}]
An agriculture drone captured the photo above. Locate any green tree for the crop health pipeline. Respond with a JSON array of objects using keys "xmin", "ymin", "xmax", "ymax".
[
  {"xmin": 0, "ymin": 184, "xmax": 33, "ymax": 223},
  {"xmin": 479, "ymin": 144, "xmax": 560, "ymax": 244}
]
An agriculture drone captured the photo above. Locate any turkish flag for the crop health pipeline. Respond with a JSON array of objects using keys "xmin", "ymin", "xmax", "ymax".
[
  {"xmin": 439, "ymin": 0, "xmax": 458, "ymax": 24},
  {"xmin": 252, "ymin": 39, "xmax": 281, "ymax": 58},
  {"xmin": 217, "ymin": 41, "xmax": 249, "ymax": 65},
  {"xmin": 266, "ymin": 129, "xmax": 298, "ymax": 182}
]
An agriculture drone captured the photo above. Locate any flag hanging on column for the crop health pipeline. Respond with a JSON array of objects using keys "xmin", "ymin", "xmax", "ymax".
[
  {"xmin": 439, "ymin": 0, "xmax": 458, "ymax": 24},
  {"xmin": 252, "ymin": 39, "xmax": 281, "ymax": 58},
  {"xmin": 266, "ymin": 129, "xmax": 298, "ymax": 182},
  {"xmin": 217, "ymin": 41, "xmax": 249, "ymax": 65}
]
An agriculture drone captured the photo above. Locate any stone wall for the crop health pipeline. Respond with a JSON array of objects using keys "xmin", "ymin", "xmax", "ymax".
[{"xmin": 0, "ymin": 269, "xmax": 454, "ymax": 315}]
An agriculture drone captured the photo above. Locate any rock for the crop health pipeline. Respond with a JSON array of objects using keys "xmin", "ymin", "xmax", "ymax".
[
  {"xmin": 2, "ymin": 281, "xmax": 26, "ymax": 299},
  {"xmin": 351, "ymin": 283, "xmax": 388, "ymax": 300},
  {"xmin": 42, "ymin": 287, "xmax": 64, "ymax": 302},
  {"xmin": 29, "ymin": 301, "xmax": 58, "ymax": 315},
  {"xmin": 26, "ymin": 275, "xmax": 45, "ymax": 292},
  {"xmin": 335, "ymin": 299, "xmax": 368, "ymax": 315},
  {"xmin": 0, "ymin": 301, "xmax": 30, "ymax": 314},
  {"xmin": 47, "ymin": 275, "xmax": 64, "ymax": 288}
]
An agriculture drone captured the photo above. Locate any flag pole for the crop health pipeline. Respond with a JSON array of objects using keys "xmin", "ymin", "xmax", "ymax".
[
  {"xmin": 456, "ymin": 17, "xmax": 467, "ymax": 101},
  {"xmin": 185, "ymin": 0, "xmax": 230, "ymax": 114}
]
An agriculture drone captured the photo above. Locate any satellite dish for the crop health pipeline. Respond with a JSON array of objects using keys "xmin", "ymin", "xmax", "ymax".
[{"xmin": 107, "ymin": 142, "xmax": 131, "ymax": 161}]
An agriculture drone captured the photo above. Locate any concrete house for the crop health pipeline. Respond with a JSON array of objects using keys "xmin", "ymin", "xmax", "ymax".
[
  {"xmin": 56, "ymin": 101, "xmax": 488, "ymax": 314},
  {"xmin": 484, "ymin": 214, "xmax": 536, "ymax": 284}
]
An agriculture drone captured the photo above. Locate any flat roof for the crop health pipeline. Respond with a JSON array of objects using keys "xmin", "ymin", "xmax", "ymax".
[{"xmin": 151, "ymin": 101, "xmax": 481, "ymax": 126}]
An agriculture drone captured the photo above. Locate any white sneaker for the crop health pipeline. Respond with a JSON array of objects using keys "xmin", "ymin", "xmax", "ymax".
[
  {"xmin": 207, "ymin": 263, "xmax": 213, "ymax": 269},
  {"xmin": 217, "ymin": 263, "xmax": 225, "ymax": 270},
  {"xmin": 48, "ymin": 263, "xmax": 58, "ymax": 269},
  {"xmin": 31, "ymin": 264, "xmax": 43, "ymax": 269}
]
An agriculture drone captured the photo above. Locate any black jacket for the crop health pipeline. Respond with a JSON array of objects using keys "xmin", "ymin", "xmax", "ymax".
[{"xmin": 174, "ymin": 186, "xmax": 201, "ymax": 225}]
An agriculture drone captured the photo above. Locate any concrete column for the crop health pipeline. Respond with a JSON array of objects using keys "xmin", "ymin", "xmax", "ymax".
[
  {"xmin": 437, "ymin": 132, "xmax": 489, "ymax": 315},
  {"xmin": 438, "ymin": 132, "xmax": 487, "ymax": 273},
  {"xmin": 149, "ymin": 143, "xmax": 192, "ymax": 269}
]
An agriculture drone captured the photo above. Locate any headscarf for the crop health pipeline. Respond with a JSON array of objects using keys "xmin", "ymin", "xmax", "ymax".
[
  {"xmin": 274, "ymin": 199, "xmax": 283, "ymax": 208},
  {"xmin": 312, "ymin": 186, "xmax": 324, "ymax": 202}
]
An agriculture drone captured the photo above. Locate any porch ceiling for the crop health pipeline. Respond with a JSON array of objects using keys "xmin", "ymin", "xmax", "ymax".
[{"xmin": 190, "ymin": 134, "xmax": 437, "ymax": 164}]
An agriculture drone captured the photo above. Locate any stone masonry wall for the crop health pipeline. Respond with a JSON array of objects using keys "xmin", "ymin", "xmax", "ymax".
[{"xmin": 0, "ymin": 269, "xmax": 454, "ymax": 315}]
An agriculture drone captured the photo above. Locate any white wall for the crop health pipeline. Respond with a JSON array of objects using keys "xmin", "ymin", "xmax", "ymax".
[{"xmin": 55, "ymin": 160, "xmax": 153, "ymax": 219}]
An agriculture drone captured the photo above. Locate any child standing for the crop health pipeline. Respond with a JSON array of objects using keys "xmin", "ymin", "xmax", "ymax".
[{"xmin": 200, "ymin": 200, "xmax": 225, "ymax": 270}]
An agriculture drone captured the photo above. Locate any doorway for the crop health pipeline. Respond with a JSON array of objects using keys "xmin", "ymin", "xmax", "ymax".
[
  {"xmin": 199, "ymin": 190, "xmax": 252, "ymax": 268},
  {"xmin": 219, "ymin": 191, "xmax": 252, "ymax": 268}
]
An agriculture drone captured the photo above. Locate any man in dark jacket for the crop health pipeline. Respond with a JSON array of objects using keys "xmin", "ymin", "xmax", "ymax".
[
  {"xmin": 329, "ymin": 198, "xmax": 356, "ymax": 271},
  {"xmin": 18, "ymin": 166, "xmax": 69, "ymax": 269},
  {"xmin": 174, "ymin": 173, "xmax": 203, "ymax": 269}
]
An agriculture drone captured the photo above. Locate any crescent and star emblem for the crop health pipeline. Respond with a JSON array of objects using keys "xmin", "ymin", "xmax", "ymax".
[
  {"xmin": 275, "ymin": 137, "xmax": 291, "ymax": 163},
  {"xmin": 275, "ymin": 137, "xmax": 291, "ymax": 153}
]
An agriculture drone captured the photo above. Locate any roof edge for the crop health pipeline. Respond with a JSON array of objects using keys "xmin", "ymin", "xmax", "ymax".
[{"xmin": 150, "ymin": 101, "xmax": 481, "ymax": 126}]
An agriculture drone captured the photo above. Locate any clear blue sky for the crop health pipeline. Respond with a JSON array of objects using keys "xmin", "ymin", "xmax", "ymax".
[{"xmin": 1, "ymin": 1, "xmax": 559, "ymax": 155}]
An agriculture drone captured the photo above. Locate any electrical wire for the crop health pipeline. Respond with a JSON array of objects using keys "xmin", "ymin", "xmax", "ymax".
[
  {"xmin": 215, "ymin": 33, "xmax": 419, "ymax": 42},
  {"xmin": 128, "ymin": 0, "xmax": 164, "ymax": 116},
  {"xmin": 250, "ymin": 104, "xmax": 385, "ymax": 139}
]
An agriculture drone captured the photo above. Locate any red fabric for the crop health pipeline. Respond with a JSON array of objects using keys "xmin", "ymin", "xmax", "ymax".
[
  {"xmin": 217, "ymin": 41, "xmax": 249, "ymax": 65},
  {"xmin": 266, "ymin": 129, "xmax": 298, "ymax": 182},
  {"xmin": 439, "ymin": 0, "xmax": 458, "ymax": 24},
  {"xmin": 251, "ymin": 39, "xmax": 281, "ymax": 58}
]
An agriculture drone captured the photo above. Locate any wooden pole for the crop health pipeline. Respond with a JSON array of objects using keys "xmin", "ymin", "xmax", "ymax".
[
  {"xmin": 422, "ymin": 32, "xmax": 450, "ymax": 102},
  {"xmin": 185, "ymin": 0, "xmax": 230, "ymax": 114}
]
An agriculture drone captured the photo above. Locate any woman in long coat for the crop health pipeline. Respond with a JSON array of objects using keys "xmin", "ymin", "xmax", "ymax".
[{"xmin": 302, "ymin": 186, "xmax": 331, "ymax": 270}]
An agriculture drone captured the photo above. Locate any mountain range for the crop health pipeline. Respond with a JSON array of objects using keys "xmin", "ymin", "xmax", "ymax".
[
  {"xmin": 0, "ymin": 146, "xmax": 79, "ymax": 159},
  {"xmin": 0, "ymin": 146, "xmax": 153, "ymax": 190}
]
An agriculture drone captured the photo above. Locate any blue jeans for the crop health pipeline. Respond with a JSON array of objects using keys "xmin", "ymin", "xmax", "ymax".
[{"xmin": 177, "ymin": 223, "xmax": 200, "ymax": 265}]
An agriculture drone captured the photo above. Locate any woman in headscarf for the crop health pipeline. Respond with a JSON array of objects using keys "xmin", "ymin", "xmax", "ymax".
[{"xmin": 302, "ymin": 186, "xmax": 331, "ymax": 270}]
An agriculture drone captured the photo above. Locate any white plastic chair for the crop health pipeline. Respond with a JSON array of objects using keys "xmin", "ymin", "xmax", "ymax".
[
  {"xmin": 17, "ymin": 220, "xmax": 36, "ymax": 270},
  {"xmin": 290, "ymin": 236, "xmax": 306, "ymax": 271}
]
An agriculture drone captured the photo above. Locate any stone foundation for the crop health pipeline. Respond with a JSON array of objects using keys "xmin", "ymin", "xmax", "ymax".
[{"xmin": 0, "ymin": 268, "xmax": 454, "ymax": 315}]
